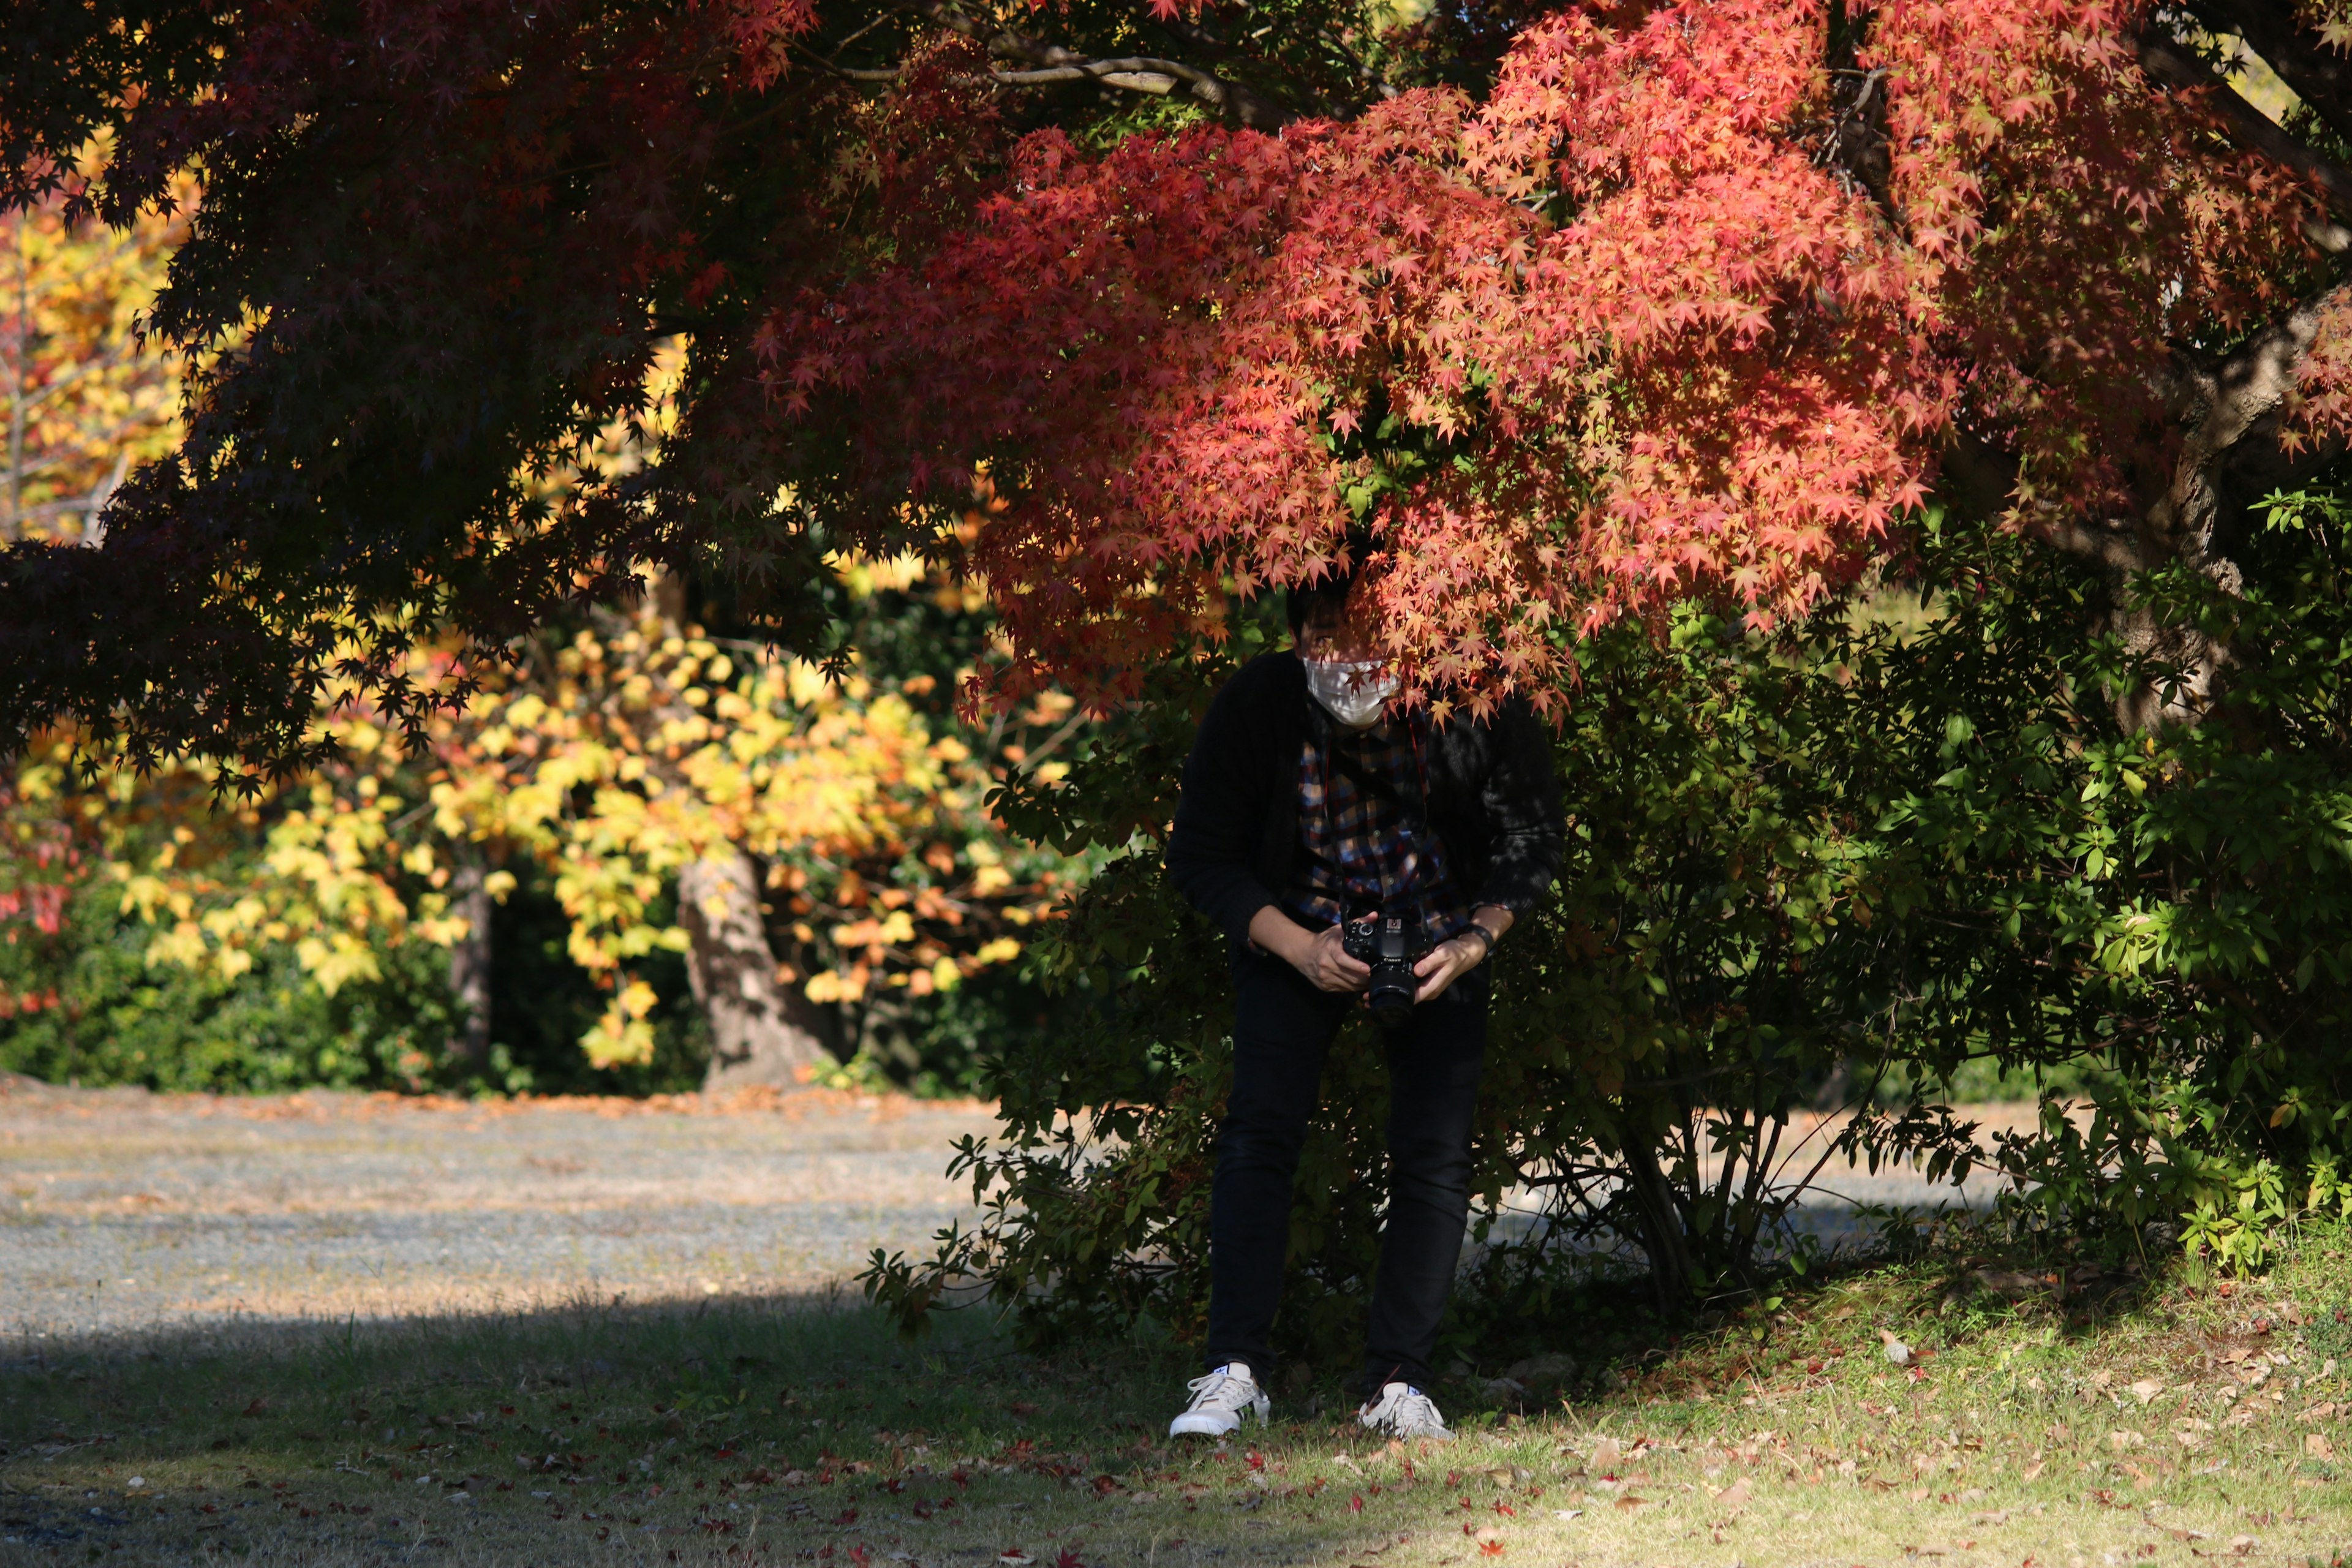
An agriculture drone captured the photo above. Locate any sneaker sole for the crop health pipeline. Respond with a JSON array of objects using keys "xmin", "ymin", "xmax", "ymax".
[
  {"xmin": 1358, "ymin": 1420, "xmax": 1454, "ymax": 1442},
  {"xmin": 1169, "ymin": 1414, "xmax": 1242, "ymax": 1438}
]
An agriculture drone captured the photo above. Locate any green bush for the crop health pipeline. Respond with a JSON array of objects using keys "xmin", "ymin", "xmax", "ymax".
[
  {"xmin": 0, "ymin": 843, "xmax": 713, "ymax": 1096},
  {"xmin": 0, "ymin": 870, "xmax": 465, "ymax": 1093},
  {"xmin": 865, "ymin": 492, "xmax": 2352, "ymax": 1363}
]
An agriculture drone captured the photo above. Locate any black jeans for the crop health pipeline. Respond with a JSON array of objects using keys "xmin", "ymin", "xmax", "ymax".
[{"xmin": 1203, "ymin": 948, "xmax": 1487, "ymax": 1395}]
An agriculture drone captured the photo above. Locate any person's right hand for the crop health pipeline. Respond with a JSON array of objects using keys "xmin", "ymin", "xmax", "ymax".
[{"xmin": 1292, "ymin": 921, "xmax": 1371, "ymax": 993}]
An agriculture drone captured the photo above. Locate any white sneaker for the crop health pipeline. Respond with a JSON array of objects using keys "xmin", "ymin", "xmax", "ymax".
[
  {"xmin": 1357, "ymin": 1381, "xmax": 1453, "ymax": 1442},
  {"xmin": 1168, "ymin": 1363, "xmax": 1270, "ymax": 1438}
]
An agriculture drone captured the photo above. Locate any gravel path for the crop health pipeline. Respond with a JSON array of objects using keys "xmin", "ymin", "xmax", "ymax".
[
  {"xmin": 0, "ymin": 1079, "xmax": 997, "ymax": 1343},
  {"xmin": 0, "ymin": 1077, "xmax": 2033, "ymax": 1346}
]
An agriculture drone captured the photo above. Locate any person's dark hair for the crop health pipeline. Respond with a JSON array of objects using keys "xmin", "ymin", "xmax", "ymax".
[{"xmin": 1284, "ymin": 547, "xmax": 1368, "ymax": 633}]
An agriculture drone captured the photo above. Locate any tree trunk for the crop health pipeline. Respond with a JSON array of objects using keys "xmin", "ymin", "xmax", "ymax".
[
  {"xmin": 2035, "ymin": 278, "xmax": 2352, "ymax": 729},
  {"xmin": 447, "ymin": 859, "xmax": 493, "ymax": 1072},
  {"xmin": 679, "ymin": 846, "xmax": 835, "ymax": 1090},
  {"xmin": 1613, "ymin": 1128, "xmax": 1697, "ymax": 1311}
]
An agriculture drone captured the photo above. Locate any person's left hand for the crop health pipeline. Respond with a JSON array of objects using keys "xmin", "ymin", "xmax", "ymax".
[{"xmin": 1412, "ymin": 931, "xmax": 1490, "ymax": 1003}]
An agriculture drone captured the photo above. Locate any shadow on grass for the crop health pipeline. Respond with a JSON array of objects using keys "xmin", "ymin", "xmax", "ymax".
[{"xmin": 1, "ymin": 1287, "xmax": 1218, "ymax": 1564}]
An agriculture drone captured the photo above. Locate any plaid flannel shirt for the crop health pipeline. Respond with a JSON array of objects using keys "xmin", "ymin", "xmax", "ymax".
[{"xmin": 1285, "ymin": 701, "xmax": 1473, "ymax": 940}]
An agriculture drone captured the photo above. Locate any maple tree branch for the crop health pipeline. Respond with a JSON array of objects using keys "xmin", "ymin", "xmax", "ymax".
[
  {"xmin": 992, "ymin": 58, "xmax": 1205, "ymax": 97},
  {"xmin": 2138, "ymin": 21, "xmax": 2352, "ymax": 217},
  {"xmin": 1820, "ymin": 9, "xmax": 1902, "ymax": 232},
  {"xmin": 911, "ymin": 0, "xmax": 1295, "ymax": 128},
  {"xmin": 2041, "ymin": 280, "xmax": 2347, "ymax": 575},
  {"xmin": 2040, "ymin": 272, "xmax": 2352, "ymax": 728},
  {"xmin": 2180, "ymin": 0, "xmax": 2352, "ymax": 147}
]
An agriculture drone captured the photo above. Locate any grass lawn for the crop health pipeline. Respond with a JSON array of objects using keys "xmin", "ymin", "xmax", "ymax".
[{"xmin": 6, "ymin": 1226, "xmax": 2351, "ymax": 1567}]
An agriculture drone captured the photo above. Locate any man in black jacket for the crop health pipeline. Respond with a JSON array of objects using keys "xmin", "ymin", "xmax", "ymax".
[{"xmin": 1162, "ymin": 573, "xmax": 1564, "ymax": 1442}]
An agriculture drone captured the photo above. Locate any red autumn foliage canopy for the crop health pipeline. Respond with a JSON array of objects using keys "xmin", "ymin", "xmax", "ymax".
[
  {"xmin": 1, "ymin": 0, "xmax": 2346, "ymax": 756},
  {"xmin": 784, "ymin": 0, "xmax": 2329, "ymax": 711}
]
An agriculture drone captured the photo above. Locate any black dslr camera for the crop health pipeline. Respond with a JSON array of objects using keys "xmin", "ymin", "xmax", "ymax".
[{"xmin": 1342, "ymin": 910, "xmax": 1425, "ymax": 1027}]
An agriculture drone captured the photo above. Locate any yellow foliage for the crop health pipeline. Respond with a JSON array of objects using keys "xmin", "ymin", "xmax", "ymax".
[
  {"xmin": 2, "ymin": 160, "xmax": 194, "ymax": 543},
  {"xmin": 21, "ymin": 575, "xmax": 1091, "ymax": 1072}
]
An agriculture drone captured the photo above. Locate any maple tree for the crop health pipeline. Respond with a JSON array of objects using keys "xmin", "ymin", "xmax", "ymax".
[{"xmin": 5, "ymin": 1, "xmax": 2352, "ymax": 753}]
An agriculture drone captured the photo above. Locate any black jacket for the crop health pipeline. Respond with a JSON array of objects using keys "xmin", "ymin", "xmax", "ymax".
[{"xmin": 1165, "ymin": 652, "xmax": 1566, "ymax": 944}]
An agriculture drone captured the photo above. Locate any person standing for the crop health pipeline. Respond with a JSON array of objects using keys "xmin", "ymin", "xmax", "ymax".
[{"xmin": 1161, "ymin": 571, "xmax": 1564, "ymax": 1442}]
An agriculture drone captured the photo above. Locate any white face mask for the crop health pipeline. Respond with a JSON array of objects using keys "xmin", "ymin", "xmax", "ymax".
[{"xmin": 1304, "ymin": 658, "xmax": 1400, "ymax": 729}]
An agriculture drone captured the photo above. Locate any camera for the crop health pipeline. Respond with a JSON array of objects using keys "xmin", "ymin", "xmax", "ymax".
[{"xmin": 1341, "ymin": 910, "xmax": 1425, "ymax": 1027}]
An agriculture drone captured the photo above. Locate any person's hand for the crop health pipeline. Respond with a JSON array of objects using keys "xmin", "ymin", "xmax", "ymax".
[
  {"xmin": 1411, "ymin": 932, "xmax": 1489, "ymax": 1003},
  {"xmin": 1246, "ymin": 906, "xmax": 1370, "ymax": 992},
  {"xmin": 1413, "ymin": 908, "xmax": 1512, "ymax": 1003},
  {"xmin": 1295, "ymin": 921, "xmax": 1372, "ymax": 993}
]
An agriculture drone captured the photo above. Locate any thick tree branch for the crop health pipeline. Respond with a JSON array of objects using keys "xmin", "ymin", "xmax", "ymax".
[
  {"xmin": 2045, "ymin": 279, "xmax": 2348, "ymax": 573},
  {"xmin": 1821, "ymin": 4, "xmax": 1902, "ymax": 231},
  {"xmin": 2043, "ymin": 274, "xmax": 2352, "ymax": 728},
  {"xmin": 992, "ymin": 56, "xmax": 1209, "ymax": 99},
  {"xmin": 2182, "ymin": 0, "xmax": 2352, "ymax": 147},
  {"xmin": 2139, "ymin": 21, "xmax": 2352, "ymax": 217},
  {"xmin": 910, "ymin": 0, "xmax": 1296, "ymax": 128}
]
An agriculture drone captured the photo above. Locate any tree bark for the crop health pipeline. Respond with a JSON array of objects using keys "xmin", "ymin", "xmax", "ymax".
[
  {"xmin": 2187, "ymin": 0, "xmax": 2352, "ymax": 148},
  {"xmin": 2039, "ymin": 279, "xmax": 2352, "ymax": 729},
  {"xmin": 1613, "ymin": 1128, "xmax": 1697, "ymax": 1311},
  {"xmin": 447, "ymin": 859, "xmax": 493, "ymax": 1072},
  {"xmin": 679, "ymin": 846, "xmax": 836, "ymax": 1091}
]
